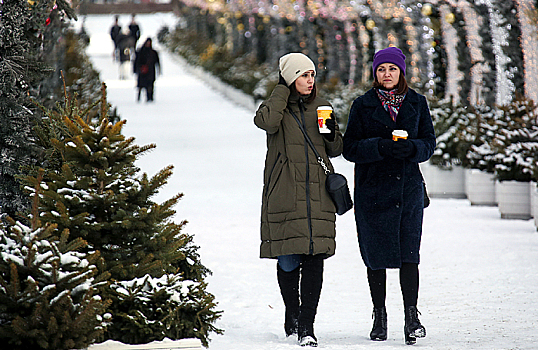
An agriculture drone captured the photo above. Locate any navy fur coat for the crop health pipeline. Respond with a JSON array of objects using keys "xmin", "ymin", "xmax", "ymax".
[{"xmin": 343, "ymin": 88, "xmax": 436, "ymax": 270}]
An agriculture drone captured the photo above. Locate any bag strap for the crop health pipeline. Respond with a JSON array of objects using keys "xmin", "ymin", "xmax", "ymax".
[{"xmin": 287, "ymin": 107, "xmax": 331, "ymax": 175}]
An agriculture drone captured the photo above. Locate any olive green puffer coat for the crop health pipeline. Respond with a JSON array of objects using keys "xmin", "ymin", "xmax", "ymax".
[{"xmin": 254, "ymin": 85, "xmax": 343, "ymax": 259}]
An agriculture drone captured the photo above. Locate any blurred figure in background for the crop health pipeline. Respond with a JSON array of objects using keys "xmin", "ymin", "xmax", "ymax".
[
  {"xmin": 129, "ymin": 14, "xmax": 141, "ymax": 48},
  {"xmin": 116, "ymin": 28, "xmax": 135, "ymax": 80},
  {"xmin": 133, "ymin": 38, "xmax": 161, "ymax": 102},
  {"xmin": 109, "ymin": 15, "xmax": 121, "ymax": 61}
]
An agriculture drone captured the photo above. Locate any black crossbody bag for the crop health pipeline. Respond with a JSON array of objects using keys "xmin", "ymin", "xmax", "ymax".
[{"xmin": 288, "ymin": 107, "xmax": 353, "ymax": 215}]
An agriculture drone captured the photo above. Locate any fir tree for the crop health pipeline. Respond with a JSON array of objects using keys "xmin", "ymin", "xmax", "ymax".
[
  {"xmin": 496, "ymin": 0, "xmax": 525, "ymax": 95},
  {"xmin": 491, "ymin": 96, "xmax": 538, "ymax": 181},
  {"xmin": 463, "ymin": 103, "xmax": 500, "ymax": 173},
  {"xmin": 0, "ymin": 0, "xmax": 75, "ymax": 220},
  {"xmin": 24, "ymin": 86, "xmax": 223, "ymax": 347},
  {"xmin": 0, "ymin": 0, "xmax": 45, "ymax": 218},
  {"xmin": 0, "ymin": 173, "xmax": 110, "ymax": 350},
  {"xmin": 429, "ymin": 97, "xmax": 464, "ymax": 168},
  {"xmin": 474, "ymin": 2, "xmax": 497, "ymax": 107},
  {"xmin": 454, "ymin": 8, "xmax": 472, "ymax": 106},
  {"xmin": 467, "ymin": 95, "xmax": 538, "ymax": 178}
]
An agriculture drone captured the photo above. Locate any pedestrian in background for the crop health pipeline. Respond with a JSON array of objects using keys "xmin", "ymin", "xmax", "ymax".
[
  {"xmin": 116, "ymin": 28, "xmax": 135, "ymax": 80},
  {"xmin": 129, "ymin": 14, "xmax": 141, "ymax": 48},
  {"xmin": 133, "ymin": 38, "xmax": 161, "ymax": 102},
  {"xmin": 109, "ymin": 15, "xmax": 121, "ymax": 61},
  {"xmin": 342, "ymin": 47, "xmax": 436, "ymax": 345},
  {"xmin": 254, "ymin": 53, "xmax": 343, "ymax": 347}
]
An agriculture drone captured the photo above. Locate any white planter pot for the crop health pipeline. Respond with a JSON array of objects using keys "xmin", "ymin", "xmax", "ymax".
[
  {"xmin": 531, "ymin": 181, "xmax": 536, "ymax": 219},
  {"xmin": 465, "ymin": 169, "xmax": 496, "ymax": 206},
  {"xmin": 497, "ymin": 181, "xmax": 531, "ymax": 220},
  {"xmin": 532, "ymin": 183, "xmax": 538, "ymax": 229},
  {"xmin": 494, "ymin": 179, "xmax": 501, "ymax": 205},
  {"xmin": 420, "ymin": 161, "xmax": 466, "ymax": 199},
  {"xmin": 87, "ymin": 338, "xmax": 202, "ymax": 350}
]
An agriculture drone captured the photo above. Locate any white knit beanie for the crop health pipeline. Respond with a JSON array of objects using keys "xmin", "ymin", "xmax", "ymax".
[{"xmin": 279, "ymin": 53, "xmax": 316, "ymax": 86}]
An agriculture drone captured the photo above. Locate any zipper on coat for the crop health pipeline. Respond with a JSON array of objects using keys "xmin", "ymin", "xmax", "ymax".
[{"xmin": 299, "ymin": 101, "xmax": 314, "ymax": 254}]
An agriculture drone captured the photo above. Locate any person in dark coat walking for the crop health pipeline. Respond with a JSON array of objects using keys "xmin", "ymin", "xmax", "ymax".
[
  {"xmin": 133, "ymin": 38, "xmax": 160, "ymax": 102},
  {"xmin": 128, "ymin": 14, "xmax": 141, "ymax": 47},
  {"xmin": 109, "ymin": 15, "xmax": 121, "ymax": 61},
  {"xmin": 254, "ymin": 53, "xmax": 343, "ymax": 347},
  {"xmin": 342, "ymin": 47, "xmax": 436, "ymax": 345}
]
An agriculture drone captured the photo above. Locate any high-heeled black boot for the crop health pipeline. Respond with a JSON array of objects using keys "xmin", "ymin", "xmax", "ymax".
[
  {"xmin": 277, "ymin": 265, "xmax": 300, "ymax": 336},
  {"xmin": 370, "ymin": 306, "xmax": 387, "ymax": 341},
  {"xmin": 404, "ymin": 306, "xmax": 426, "ymax": 345}
]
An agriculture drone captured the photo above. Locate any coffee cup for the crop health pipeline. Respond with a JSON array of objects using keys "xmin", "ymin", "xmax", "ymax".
[
  {"xmin": 392, "ymin": 129, "xmax": 408, "ymax": 141},
  {"xmin": 317, "ymin": 106, "xmax": 333, "ymax": 134}
]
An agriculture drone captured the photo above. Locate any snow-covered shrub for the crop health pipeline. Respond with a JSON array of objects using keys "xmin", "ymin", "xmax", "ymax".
[
  {"xmin": 0, "ymin": 215, "xmax": 110, "ymax": 349},
  {"xmin": 492, "ymin": 127, "xmax": 538, "ymax": 182},
  {"xmin": 490, "ymin": 96, "xmax": 538, "ymax": 181},
  {"xmin": 465, "ymin": 104, "xmax": 501, "ymax": 173},
  {"xmin": 107, "ymin": 274, "xmax": 220, "ymax": 347},
  {"xmin": 429, "ymin": 97, "xmax": 473, "ymax": 169},
  {"xmin": 467, "ymin": 95, "xmax": 538, "ymax": 181},
  {"xmin": 24, "ymin": 87, "xmax": 222, "ymax": 347}
]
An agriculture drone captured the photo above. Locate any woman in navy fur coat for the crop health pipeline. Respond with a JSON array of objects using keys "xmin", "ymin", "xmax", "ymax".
[{"xmin": 343, "ymin": 47, "xmax": 436, "ymax": 345}]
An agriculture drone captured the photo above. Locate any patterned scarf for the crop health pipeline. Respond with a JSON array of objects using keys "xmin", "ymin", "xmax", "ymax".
[{"xmin": 376, "ymin": 88, "xmax": 406, "ymax": 122}]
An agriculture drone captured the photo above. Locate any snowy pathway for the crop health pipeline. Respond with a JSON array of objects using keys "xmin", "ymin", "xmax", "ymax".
[{"xmin": 80, "ymin": 13, "xmax": 538, "ymax": 350}]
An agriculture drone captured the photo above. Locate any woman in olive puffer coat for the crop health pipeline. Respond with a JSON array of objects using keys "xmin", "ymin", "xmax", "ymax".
[{"xmin": 254, "ymin": 53, "xmax": 343, "ymax": 347}]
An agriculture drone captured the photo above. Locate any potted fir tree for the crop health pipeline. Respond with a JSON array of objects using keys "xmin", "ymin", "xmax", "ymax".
[
  {"xmin": 529, "ymin": 141, "xmax": 538, "ymax": 229},
  {"xmin": 462, "ymin": 104, "xmax": 500, "ymax": 206},
  {"xmin": 490, "ymin": 96, "xmax": 538, "ymax": 219},
  {"xmin": 424, "ymin": 98, "xmax": 467, "ymax": 199}
]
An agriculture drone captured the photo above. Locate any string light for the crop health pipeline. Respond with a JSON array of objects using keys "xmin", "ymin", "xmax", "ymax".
[
  {"xmin": 439, "ymin": 4, "xmax": 463, "ymax": 104},
  {"xmin": 179, "ymin": 0, "xmax": 533, "ymax": 104},
  {"xmin": 514, "ymin": 0, "xmax": 538, "ymax": 104},
  {"xmin": 458, "ymin": 0, "xmax": 488, "ymax": 105}
]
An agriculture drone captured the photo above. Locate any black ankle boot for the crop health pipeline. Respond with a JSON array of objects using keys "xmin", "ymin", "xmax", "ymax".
[
  {"xmin": 277, "ymin": 265, "xmax": 300, "ymax": 336},
  {"xmin": 404, "ymin": 306, "xmax": 426, "ymax": 345},
  {"xmin": 370, "ymin": 306, "xmax": 387, "ymax": 341},
  {"xmin": 298, "ymin": 322, "xmax": 318, "ymax": 347}
]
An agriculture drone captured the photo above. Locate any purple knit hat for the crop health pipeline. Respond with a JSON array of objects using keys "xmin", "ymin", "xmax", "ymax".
[{"xmin": 373, "ymin": 47, "xmax": 406, "ymax": 76}]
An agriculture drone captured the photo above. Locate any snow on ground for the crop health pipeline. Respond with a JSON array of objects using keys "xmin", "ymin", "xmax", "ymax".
[{"xmin": 77, "ymin": 13, "xmax": 538, "ymax": 350}]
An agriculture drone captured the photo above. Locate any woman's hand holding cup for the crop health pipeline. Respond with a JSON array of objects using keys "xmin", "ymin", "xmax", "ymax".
[{"xmin": 391, "ymin": 130, "xmax": 415, "ymax": 159}]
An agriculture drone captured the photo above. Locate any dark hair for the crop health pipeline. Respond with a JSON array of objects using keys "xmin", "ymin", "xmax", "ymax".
[
  {"xmin": 289, "ymin": 82, "xmax": 317, "ymax": 103},
  {"xmin": 373, "ymin": 70, "xmax": 408, "ymax": 95}
]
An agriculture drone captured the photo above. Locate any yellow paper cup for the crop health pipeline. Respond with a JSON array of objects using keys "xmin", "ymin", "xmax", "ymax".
[
  {"xmin": 392, "ymin": 129, "xmax": 408, "ymax": 141},
  {"xmin": 317, "ymin": 106, "xmax": 333, "ymax": 134}
]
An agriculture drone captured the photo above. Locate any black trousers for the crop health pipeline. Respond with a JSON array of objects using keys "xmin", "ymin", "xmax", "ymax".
[
  {"xmin": 367, "ymin": 263, "xmax": 419, "ymax": 308},
  {"xmin": 137, "ymin": 85, "xmax": 154, "ymax": 101}
]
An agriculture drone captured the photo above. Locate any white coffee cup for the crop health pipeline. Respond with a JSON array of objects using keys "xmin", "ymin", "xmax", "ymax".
[
  {"xmin": 317, "ymin": 106, "xmax": 332, "ymax": 134},
  {"xmin": 392, "ymin": 129, "xmax": 408, "ymax": 141}
]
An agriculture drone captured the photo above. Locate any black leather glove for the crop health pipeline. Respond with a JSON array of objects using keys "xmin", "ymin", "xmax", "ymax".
[
  {"xmin": 323, "ymin": 113, "xmax": 336, "ymax": 141},
  {"xmin": 278, "ymin": 72, "xmax": 288, "ymax": 87},
  {"xmin": 378, "ymin": 139, "xmax": 394, "ymax": 157},
  {"xmin": 392, "ymin": 139, "xmax": 416, "ymax": 159}
]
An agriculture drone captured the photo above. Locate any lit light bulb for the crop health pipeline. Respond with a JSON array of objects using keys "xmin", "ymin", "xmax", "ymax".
[{"xmin": 421, "ymin": 3, "xmax": 433, "ymax": 17}]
